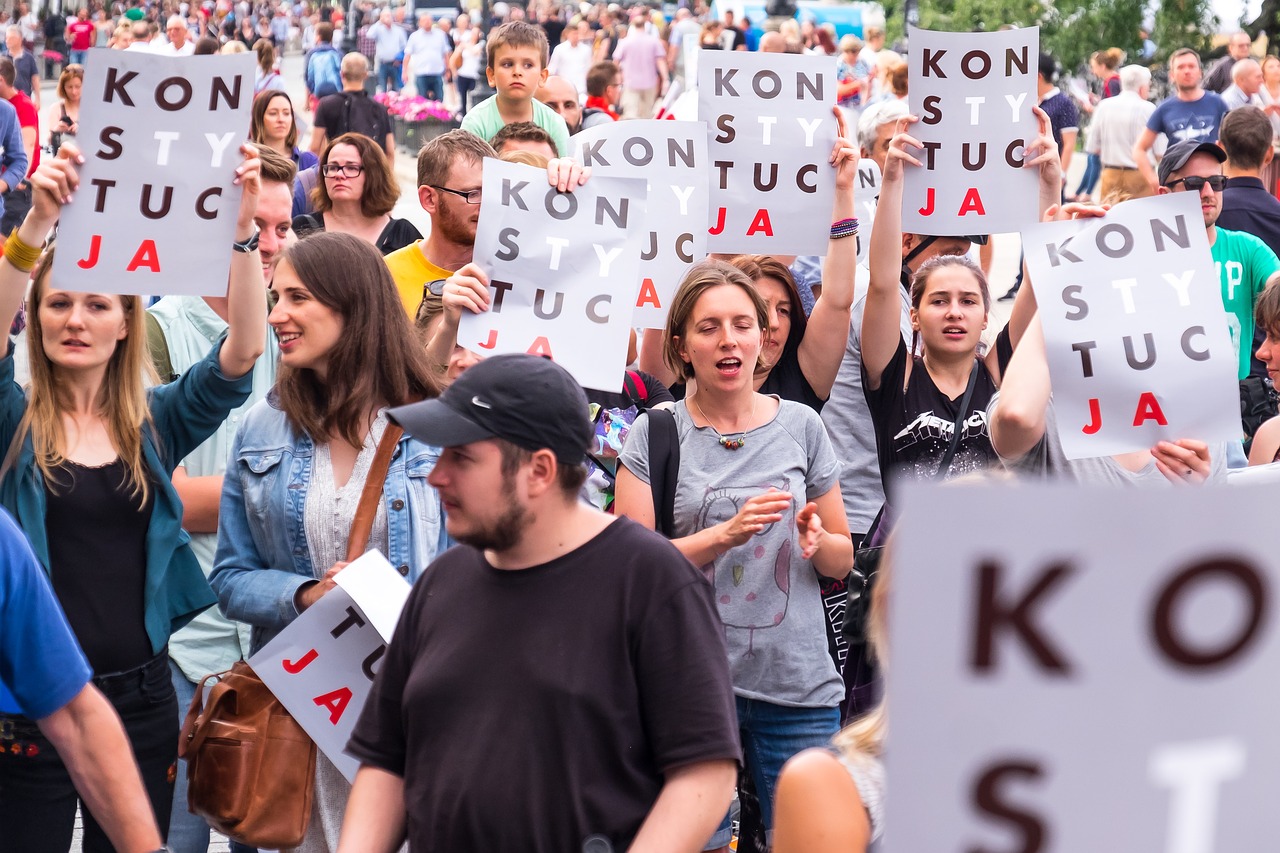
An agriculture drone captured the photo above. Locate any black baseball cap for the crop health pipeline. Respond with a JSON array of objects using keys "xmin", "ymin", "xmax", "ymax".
[
  {"xmin": 1157, "ymin": 140, "xmax": 1226, "ymax": 187},
  {"xmin": 387, "ymin": 354, "xmax": 593, "ymax": 465}
]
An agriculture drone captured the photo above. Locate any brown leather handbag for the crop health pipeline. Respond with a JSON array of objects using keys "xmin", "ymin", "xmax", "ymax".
[{"xmin": 177, "ymin": 424, "xmax": 404, "ymax": 847}]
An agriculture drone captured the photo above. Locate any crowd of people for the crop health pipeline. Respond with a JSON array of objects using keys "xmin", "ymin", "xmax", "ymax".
[{"xmin": 0, "ymin": 2, "xmax": 1277, "ymax": 852}]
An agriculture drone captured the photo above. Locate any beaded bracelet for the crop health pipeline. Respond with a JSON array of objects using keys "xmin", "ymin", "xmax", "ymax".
[
  {"xmin": 830, "ymin": 217, "xmax": 859, "ymax": 240},
  {"xmin": 4, "ymin": 228, "xmax": 41, "ymax": 273}
]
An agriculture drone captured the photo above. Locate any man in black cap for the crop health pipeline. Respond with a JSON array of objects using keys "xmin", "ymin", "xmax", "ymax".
[
  {"xmin": 1157, "ymin": 138, "xmax": 1280, "ymax": 427},
  {"xmin": 339, "ymin": 353, "xmax": 739, "ymax": 853}
]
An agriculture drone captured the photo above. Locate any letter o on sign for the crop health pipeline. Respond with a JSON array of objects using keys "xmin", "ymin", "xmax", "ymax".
[{"xmin": 1151, "ymin": 558, "xmax": 1267, "ymax": 669}]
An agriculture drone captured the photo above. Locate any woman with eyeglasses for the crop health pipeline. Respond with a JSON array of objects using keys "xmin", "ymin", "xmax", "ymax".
[{"xmin": 292, "ymin": 132, "xmax": 421, "ymax": 255}]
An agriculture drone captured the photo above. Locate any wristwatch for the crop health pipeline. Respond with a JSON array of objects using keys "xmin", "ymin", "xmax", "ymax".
[{"xmin": 232, "ymin": 225, "xmax": 260, "ymax": 253}]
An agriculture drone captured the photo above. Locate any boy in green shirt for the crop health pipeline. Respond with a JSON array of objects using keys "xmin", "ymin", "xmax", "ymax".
[{"xmin": 460, "ymin": 21, "xmax": 572, "ymax": 158}]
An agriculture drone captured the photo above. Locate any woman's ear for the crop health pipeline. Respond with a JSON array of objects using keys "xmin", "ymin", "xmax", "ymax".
[{"xmin": 673, "ymin": 334, "xmax": 689, "ymax": 364}]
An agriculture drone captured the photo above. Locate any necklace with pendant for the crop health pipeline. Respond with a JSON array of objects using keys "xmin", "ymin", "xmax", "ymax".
[{"xmin": 692, "ymin": 393, "xmax": 757, "ymax": 451}]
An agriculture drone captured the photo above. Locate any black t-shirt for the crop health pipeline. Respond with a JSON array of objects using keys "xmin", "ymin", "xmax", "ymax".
[
  {"xmin": 586, "ymin": 369, "xmax": 673, "ymax": 412},
  {"xmin": 862, "ymin": 330, "xmax": 1011, "ymax": 496},
  {"xmin": 540, "ymin": 19, "xmax": 565, "ymax": 48},
  {"xmin": 347, "ymin": 518, "xmax": 740, "ymax": 852},
  {"xmin": 313, "ymin": 90, "xmax": 393, "ymax": 148},
  {"xmin": 725, "ymin": 27, "xmax": 745, "ymax": 50},
  {"xmin": 290, "ymin": 213, "xmax": 422, "ymax": 256},
  {"xmin": 45, "ymin": 459, "xmax": 155, "ymax": 673}
]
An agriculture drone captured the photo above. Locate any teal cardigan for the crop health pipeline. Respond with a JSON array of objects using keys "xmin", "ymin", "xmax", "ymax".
[{"xmin": 0, "ymin": 338, "xmax": 253, "ymax": 656}]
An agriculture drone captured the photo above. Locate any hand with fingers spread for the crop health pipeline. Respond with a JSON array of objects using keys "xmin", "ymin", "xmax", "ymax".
[
  {"xmin": 830, "ymin": 107, "xmax": 860, "ymax": 192},
  {"xmin": 1152, "ymin": 439, "xmax": 1213, "ymax": 486},
  {"xmin": 881, "ymin": 115, "xmax": 922, "ymax": 183},
  {"xmin": 716, "ymin": 488, "xmax": 794, "ymax": 554},
  {"xmin": 546, "ymin": 156, "xmax": 590, "ymax": 193}
]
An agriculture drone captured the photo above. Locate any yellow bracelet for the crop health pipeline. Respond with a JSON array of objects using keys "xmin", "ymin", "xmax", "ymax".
[{"xmin": 4, "ymin": 228, "xmax": 41, "ymax": 273}]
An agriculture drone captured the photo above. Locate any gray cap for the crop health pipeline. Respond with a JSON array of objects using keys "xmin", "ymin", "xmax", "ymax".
[{"xmin": 1157, "ymin": 140, "xmax": 1226, "ymax": 187}]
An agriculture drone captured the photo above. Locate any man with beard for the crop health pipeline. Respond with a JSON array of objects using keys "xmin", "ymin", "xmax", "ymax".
[
  {"xmin": 1134, "ymin": 47, "xmax": 1228, "ymax": 194},
  {"xmin": 339, "ymin": 354, "xmax": 739, "ymax": 853},
  {"xmin": 384, "ymin": 130, "xmax": 493, "ymax": 317}
]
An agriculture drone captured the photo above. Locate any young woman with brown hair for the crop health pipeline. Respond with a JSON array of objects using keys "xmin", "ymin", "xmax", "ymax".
[{"xmin": 212, "ymin": 230, "xmax": 447, "ymax": 853}]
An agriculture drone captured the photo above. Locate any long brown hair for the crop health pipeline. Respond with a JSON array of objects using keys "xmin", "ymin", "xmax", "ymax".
[
  {"xmin": 274, "ymin": 232, "xmax": 439, "ymax": 445},
  {"xmin": 2, "ymin": 247, "xmax": 157, "ymax": 500},
  {"xmin": 249, "ymin": 89, "xmax": 298, "ymax": 151}
]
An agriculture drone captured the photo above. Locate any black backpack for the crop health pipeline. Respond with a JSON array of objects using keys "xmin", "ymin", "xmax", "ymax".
[{"xmin": 336, "ymin": 92, "xmax": 389, "ymax": 144}]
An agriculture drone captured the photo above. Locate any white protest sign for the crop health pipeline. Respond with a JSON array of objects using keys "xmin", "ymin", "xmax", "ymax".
[
  {"xmin": 332, "ymin": 550, "xmax": 413, "ymax": 642},
  {"xmin": 250, "ymin": 553, "xmax": 410, "ymax": 781},
  {"xmin": 887, "ymin": 481, "xmax": 1280, "ymax": 852},
  {"xmin": 903, "ymin": 26, "xmax": 1039, "ymax": 236},
  {"xmin": 457, "ymin": 158, "xmax": 647, "ymax": 391},
  {"xmin": 698, "ymin": 50, "xmax": 836, "ymax": 255},
  {"xmin": 854, "ymin": 158, "xmax": 881, "ymax": 266},
  {"xmin": 53, "ymin": 50, "xmax": 256, "ymax": 295},
  {"xmin": 1024, "ymin": 192, "xmax": 1240, "ymax": 458},
  {"xmin": 572, "ymin": 120, "xmax": 708, "ymax": 329}
]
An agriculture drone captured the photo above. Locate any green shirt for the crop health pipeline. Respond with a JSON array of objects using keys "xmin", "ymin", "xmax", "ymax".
[
  {"xmin": 460, "ymin": 93, "xmax": 572, "ymax": 158},
  {"xmin": 1211, "ymin": 226, "xmax": 1280, "ymax": 379},
  {"xmin": 124, "ymin": 7, "xmax": 144, "ymax": 20}
]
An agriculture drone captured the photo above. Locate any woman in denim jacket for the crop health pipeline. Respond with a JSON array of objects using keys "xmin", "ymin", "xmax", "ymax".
[
  {"xmin": 0, "ymin": 144, "xmax": 267, "ymax": 851},
  {"xmin": 212, "ymin": 232, "xmax": 444, "ymax": 853}
]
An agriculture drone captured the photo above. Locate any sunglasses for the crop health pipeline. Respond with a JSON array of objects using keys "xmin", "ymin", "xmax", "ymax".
[{"xmin": 1164, "ymin": 174, "xmax": 1227, "ymax": 192}]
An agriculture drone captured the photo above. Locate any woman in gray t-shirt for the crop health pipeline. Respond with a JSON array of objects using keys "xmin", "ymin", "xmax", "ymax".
[{"xmin": 616, "ymin": 261, "xmax": 854, "ymax": 841}]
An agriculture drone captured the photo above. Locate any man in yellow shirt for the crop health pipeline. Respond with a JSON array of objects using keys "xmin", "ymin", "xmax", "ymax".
[{"xmin": 385, "ymin": 130, "xmax": 497, "ymax": 317}]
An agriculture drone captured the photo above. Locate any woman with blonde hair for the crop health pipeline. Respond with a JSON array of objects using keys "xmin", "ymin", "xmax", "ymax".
[
  {"xmin": 41, "ymin": 62, "xmax": 80, "ymax": 154},
  {"xmin": 0, "ymin": 143, "xmax": 267, "ymax": 851},
  {"xmin": 293, "ymin": 132, "xmax": 421, "ymax": 254}
]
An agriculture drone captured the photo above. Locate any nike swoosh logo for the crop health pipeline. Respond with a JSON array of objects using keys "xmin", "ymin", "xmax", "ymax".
[{"xmin": 471, "ymin": 396, "xmax": 492, "ymax": 409}]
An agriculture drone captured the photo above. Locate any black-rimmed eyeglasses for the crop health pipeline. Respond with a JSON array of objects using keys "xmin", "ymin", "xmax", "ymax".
[
  {"xmin": 431, "ymin": 184, "xmax": 482, "ymax": 204},
  {"xmin": 321, "ymin": 163, "xmax": 364, "ymax": 178}
]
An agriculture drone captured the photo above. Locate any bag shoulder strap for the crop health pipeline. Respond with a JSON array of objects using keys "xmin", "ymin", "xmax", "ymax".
[
  {"xmin": 935, "ymin": 359, "xmax": 982, "ymax": 479},
  {"xmin": 646, "ymin": 408, "xmax": 680, "ymax": 538},
  {"xmin": 346, "ymin": 424, "xmax": 404, "ymax": 563},
  {"xmin": 623, "ymin": 369, "xmax": 648, "ymax": 407}
]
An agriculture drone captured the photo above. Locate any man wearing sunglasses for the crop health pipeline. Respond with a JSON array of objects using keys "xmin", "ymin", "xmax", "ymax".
[{"xmin": 1158, "ymin": 139, "xmax": 1280, "ymax": 425}]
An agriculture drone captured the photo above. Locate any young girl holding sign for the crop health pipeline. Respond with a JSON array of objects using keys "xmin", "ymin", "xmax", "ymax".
[
  {"xmin": 860, "ymin": 113, "xmax": 1054, "ymax": 493},
  {"xmin": 212, "ymin": 231, "xmax": 446, "ymax": 853},
  {"xmin": 0, "ymin": 142, "xmax": 267, "ymax": 851},
  {"xmin": 615, "ymin": 260, "xmax": 854, "ymax": 848}
]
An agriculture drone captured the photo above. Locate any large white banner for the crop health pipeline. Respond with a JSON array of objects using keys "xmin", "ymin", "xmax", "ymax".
[
  {"xmin": 1024, "ymin": 192, "xmax": 1240, "ymax": 458},
  {"xmin": 53, "ymin": 50, "xmax": 255, "ymax": 295},
  {"xmin": 903, "ymin": 26, "xmax": 1039, "ymax": 236},
  {"xmin": 457, "ymin": 158, "xmax": 647, "ymax": 392},
  {"xmin": 572, "ymin": 120, "xmax": 708, "ymax": 329},
  {"xmin": 698, "ymin": 50, "xmax": 836, "ymax": 255},
  {"xmin": 888, "ymin": 481, "xmax": 1280, "ymax": 852},
  {"xmin": 250, "ymin": 551, "xmax": 410, "ymax": 781}
]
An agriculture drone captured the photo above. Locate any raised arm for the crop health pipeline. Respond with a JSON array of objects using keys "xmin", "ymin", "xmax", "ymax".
[
  {"xmin": 988, "ymin": 311, "xmax": 1051, "ymax": 461},
  {"xmin": 220, "ymin": 143, "xmax": 268, "ymax": 379},
  {"xmin": 798, "ymin": 107, "xmax": 858, "ymax": 399},
  {"xmin": 861, "ymin": 117, "xmax": 917, "ymax": 390},
  {"xmin": 0, "ymin": 141, "xmax": 72, "ymax": 332}
]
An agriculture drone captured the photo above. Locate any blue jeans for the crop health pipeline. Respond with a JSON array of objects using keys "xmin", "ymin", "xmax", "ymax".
[
  {"xmin": 457, "ymin": 75, "xmax": 476, "ymax": 116},
  {"xmin": 709, "ymin": 697, "xmax": 840, "ymax": 846},
  {"xmin": 1075, "ymin": 152, "xmax": 1102, "ymax": 196},
  {"xmin": 69, "ymin": 49, "xmax": 87, "ymax": 65},
  {"xmin": 415, "ymin": 74, "xmax": 444, "ymax": 100},
  {"xmin": 377, "ymin": 60, "xmax": 401, "ymax": 93},
  {"xmin": 169, "ymin": 660, "xmax": 258, "ymax": 853}
]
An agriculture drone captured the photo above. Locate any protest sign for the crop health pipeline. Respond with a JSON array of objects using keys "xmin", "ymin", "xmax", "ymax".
[
  {"xmin": 53, "ymin": 51, "xmax": 255, "ymax": 296},
  {"xmin": 855, "ymin": 158, "xmax": 881, "ymax": 265},
  {"xmin": 902, "ymin": 26, "xmax": 1039, "ymax": 236},
  {"xmin": 698, "ymin": 50, "xmax": 836, "ymax": 255},
  {"xmin": 572, "ymin": 120, "xmax": 708, "ymax": 329},
  {"xmin": 457, "ymin": 158, "xmax": 647, "ymax": 391},
  {"xmin": 250, "ymin": 551, "xmax": 410, "ymax": 781},
  {"xmin": 887, "ymin": 481, "xmax": 1280, "ymax": 852},
  {"xmin": 1023, "ymin": 192, "xmax": 1240, "ymax": 458}
]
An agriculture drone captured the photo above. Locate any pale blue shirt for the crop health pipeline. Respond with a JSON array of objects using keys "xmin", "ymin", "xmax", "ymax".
[{"xmin": 149, "ymin": 296, "xmax": 278, "ymax": 682}]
